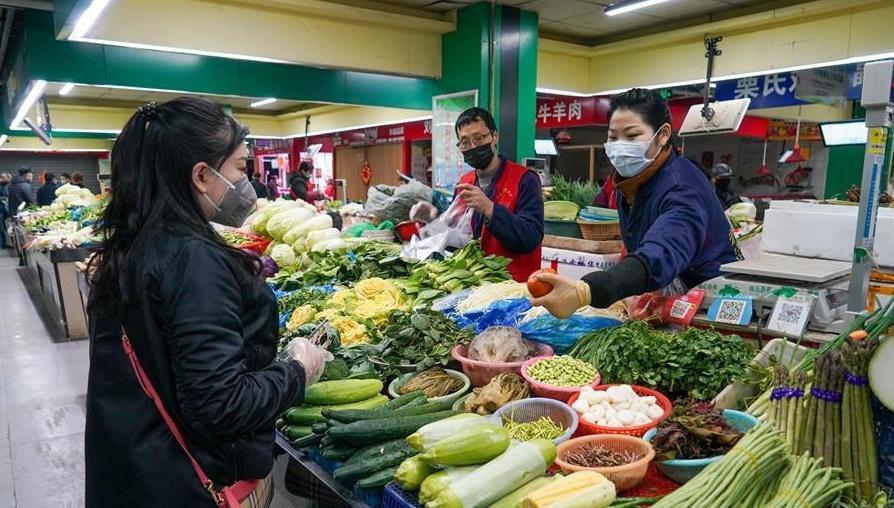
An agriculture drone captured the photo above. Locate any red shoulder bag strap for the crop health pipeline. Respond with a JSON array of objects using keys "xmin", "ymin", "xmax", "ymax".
[{"xmin": 121, "ymin": 330, "xmax": 253, "ymax": 507}]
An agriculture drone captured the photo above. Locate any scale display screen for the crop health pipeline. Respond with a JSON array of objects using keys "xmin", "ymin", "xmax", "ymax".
[{"xmin": 820, "ymin": 120, "xmax": 868, "ymax": 146}]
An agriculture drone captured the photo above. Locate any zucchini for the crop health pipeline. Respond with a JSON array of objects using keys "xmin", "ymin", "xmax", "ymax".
[
  {"xmin": 490, "ymin": 475, "xmax": 561, "ymax": 508},
  {"xmin": 321, "ymin": 445, "xmax": 359, "ymax": 462},
  {"xmin": 283, "ymin": 425, "xmax": 313, "ymax": 441},
  {"xmin": 332, "ymin": 449, "xmax": 416, "ymax": 482},
  {"xmin": 311, "ymin": 423, "xmax": 329, "ymax": 434},
  {"xmin": 418, "ymin": 466, "xmax": 478, "ymax": 504},
  {"xmin": 284, "ymin": 394, "xmax": 388, "ymax": 425},
  {"xmin": 357, "ymin": 466, "xmax": 400, "ymax": 489},
  {"xmin": 407, "ymin": 413, "xmax": 491, "ymax": 452},
  {"xmin": 327, "ymin": 410, "xmax": 461, "ymax": 447},
  {"xmin": 326, "ymin": 400, "xmax": 446, "ymax": 424},
  {"xmin": 345, "ymin": 439, "xmax": 415, "ymax": 467},
  {"xmin": 304, "ymin": 379, "xmax": 384, "ymax": 405},
  {"xmin": 419, "ymin": 424, "xmax": 509, "ymax": 467},
  {"xmin": 395, "ymin": 456, "xmax": 436, "ymax": 491}
]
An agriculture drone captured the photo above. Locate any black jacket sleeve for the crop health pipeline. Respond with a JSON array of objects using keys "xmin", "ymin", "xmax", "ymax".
[
  {"xmin": 159, "ymin": 240, "xmax": 305, "ymax": 441},
  {"xmin": 582, "ymin": 255, "xmax": 651, "ymax": 308}
]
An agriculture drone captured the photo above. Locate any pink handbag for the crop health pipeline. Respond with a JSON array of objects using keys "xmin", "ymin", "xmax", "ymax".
[{"xmin": 121, "ymin": 331, "xmax": 259, "ymax": 507}]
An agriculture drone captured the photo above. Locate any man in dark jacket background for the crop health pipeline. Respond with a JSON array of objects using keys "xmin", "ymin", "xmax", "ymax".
[
  {"xmin": 36, "ymin": 172, "xmax": 59, "ymax": 206},
  {"xmin": 8, "ymin": 167, "xmax": 35, "ymax": 216},
  {"xmin": 0, "ymin": 172, "xmax": 10, "ymax": 249}
]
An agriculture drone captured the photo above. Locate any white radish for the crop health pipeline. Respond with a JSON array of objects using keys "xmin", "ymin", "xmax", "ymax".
[{"xmin": 869, "ymin": 338, "xmax": 894, "ymax": 411}]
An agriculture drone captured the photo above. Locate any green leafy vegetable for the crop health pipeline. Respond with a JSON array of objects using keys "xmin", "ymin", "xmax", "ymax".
[{"xmin": 547, "ymin": 174, "xmax": 599, "ymax": 209}]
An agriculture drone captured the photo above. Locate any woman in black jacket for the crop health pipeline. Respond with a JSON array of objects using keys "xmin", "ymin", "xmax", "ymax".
[{"xmin": 85, "ymin": 97, "xmax": 326, "ymax": 507}]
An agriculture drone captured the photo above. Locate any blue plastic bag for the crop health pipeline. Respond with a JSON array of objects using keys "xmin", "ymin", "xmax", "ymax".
[
  {"xmin": 473, "ymin": 298, "xmax": 532, "ymax": 333},
  {"xmin": 518, "ymin": 312, "xmax": 621, "ymax": 353}
]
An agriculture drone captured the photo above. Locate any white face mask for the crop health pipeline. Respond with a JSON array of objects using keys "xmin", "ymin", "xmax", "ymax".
[{"xmin": 604, "ymin": 127, "xmax": 666, "ymax": 178}]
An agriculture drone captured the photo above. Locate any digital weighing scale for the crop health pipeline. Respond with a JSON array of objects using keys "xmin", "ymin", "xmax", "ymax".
[{"xmin": 698, "ymin": 253, "xmax": 852, "ymax": 333}]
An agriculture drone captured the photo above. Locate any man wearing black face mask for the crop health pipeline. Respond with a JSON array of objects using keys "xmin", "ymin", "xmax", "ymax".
[
  {"xmin": 711, "ymin": 163, "xmax": 741, "ymax": 209},
  {"xmin": 454, "ymin": 107, "xmax": 544, "ymax": 282}
]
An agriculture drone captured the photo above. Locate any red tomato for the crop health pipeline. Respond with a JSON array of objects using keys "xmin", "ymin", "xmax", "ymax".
[{"xmin": 527, "ymin": 268, "xmax": 557, "ymax": 298}]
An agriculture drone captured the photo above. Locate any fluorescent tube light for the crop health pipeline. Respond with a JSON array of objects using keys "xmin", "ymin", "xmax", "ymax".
[
  {"xmin": 69, "ymin": 0, "xmax": 111, "ymax": 40},
  {"xmin": 10, "ymin": 80, "xmax": 47, "ymax": 130},
  {"xmin": 59, "ymin": 83, "xmax": 76, "ymax": 96},
  {"xmin": 250, "ymin": 98, "xmax": 277, "ymax": 108},
  {"xmin": 605, "ymin": 0, "xmax": 672, "ymax": 16},
  {"xmin": 0, "ymin": 135, "xmax": 7, "ymax": 146}
]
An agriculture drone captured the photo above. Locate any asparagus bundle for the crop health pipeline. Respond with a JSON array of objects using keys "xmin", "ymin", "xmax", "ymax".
[
  {"xmin": 811, "ymin": 352, "xmax": 845, "ymax": 468},
  {"xmin": 765, "ymin": 453, "xmax": 852, "ymax": 508},
  {"xmin": 841, "ymin": 332, "xmax": 878, "ymax": 501},
  {"xmin": 769, "ymin": 365, "xmax": 790, "ymax": 426},
  {"xmin": 653, "ymin": 423, "xmax": 789, "ymax": 508}
]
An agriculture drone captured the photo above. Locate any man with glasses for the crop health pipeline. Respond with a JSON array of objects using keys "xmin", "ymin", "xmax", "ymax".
[{"xmin": 454, "ymin": 107, "xmax": 544, "ymax": 282}]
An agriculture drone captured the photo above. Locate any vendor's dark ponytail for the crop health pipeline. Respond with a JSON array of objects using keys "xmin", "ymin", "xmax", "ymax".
[
  {"xmin": 89, "ymin": 96, "xmax": 256, "ymax": 317},
  {"xmin": 608, "ymin": 88, "xmax": 672, "ymax": 133}
]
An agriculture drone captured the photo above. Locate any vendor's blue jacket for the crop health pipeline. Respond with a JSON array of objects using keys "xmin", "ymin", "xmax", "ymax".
[{"xmin": 615, "ymin": 151, "xmax": 740, "ymax": 291}]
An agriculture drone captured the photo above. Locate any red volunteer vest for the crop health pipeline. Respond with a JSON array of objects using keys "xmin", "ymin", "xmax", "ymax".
[{"xmin": 460, "ymin": 161, "xmax": 542, "ymax": 282}]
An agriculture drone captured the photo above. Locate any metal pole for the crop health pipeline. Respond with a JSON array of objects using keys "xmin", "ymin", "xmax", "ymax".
[{"xmin": 847, "ymin": 60, "xmax": 894, "ymax": 312}]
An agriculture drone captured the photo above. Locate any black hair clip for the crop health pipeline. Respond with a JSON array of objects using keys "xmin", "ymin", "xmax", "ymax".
[{"xmin": 138, "ymin": 102, "xmax": 158, "ymax": 121}]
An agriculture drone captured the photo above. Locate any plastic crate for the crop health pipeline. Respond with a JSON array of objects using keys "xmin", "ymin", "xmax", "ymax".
[
  {"xmin": 382, "ymin": 482, "xmax": 421, "ymax": 508},
  {"xmin": 354, "ymin": 484, "xmax": 384, "ymax": 508},
  {"xmin": 306, "ymin": 446, "xmax": 343, "ymax": 477},
  {"xmin": 712, "ymin": 338, "xmax": 811, "ymax": 410}
]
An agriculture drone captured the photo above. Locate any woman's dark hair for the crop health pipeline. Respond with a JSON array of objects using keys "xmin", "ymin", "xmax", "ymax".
[
  {"xmin": 455, "ymin": 107, "xmax": 498, "ymax": 135},
  {"xmin": 71, "ymin": 171, "xmax": 84, "ymax": 184},
  {"xmin": 89, "ymin": 96, "xmax": 255, "ymax": 316},
  {"xmin": 607, "ymin": 88, "xmax": 672, "ymax": 133}
]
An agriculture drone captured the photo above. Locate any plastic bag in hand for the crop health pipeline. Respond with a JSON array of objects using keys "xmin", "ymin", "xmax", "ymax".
[
  {"xmin": 419, "ymin": 196, "xmax": 474, "ymax": 249},
  {"xmin": 286, "ymin": 337, "xmax": 333, "ymax": 386}
]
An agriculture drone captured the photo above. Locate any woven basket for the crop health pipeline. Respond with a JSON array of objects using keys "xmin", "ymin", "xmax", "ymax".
[
  {"xmin": 569, "ymin": 385, "xmax": 672, "ymax": 438},
  {"xmin": 555, "ymin": 434, "xmax": 655, "ymax": 491},
  {"xmin": 577, "ymin": 220, "xmax": 621, "ymax": 241}
]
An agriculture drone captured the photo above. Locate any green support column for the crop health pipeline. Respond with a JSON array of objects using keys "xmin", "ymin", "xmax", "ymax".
[{"xmin": 436, "ymin": 3, "xmax": 539, "ymax": 163}]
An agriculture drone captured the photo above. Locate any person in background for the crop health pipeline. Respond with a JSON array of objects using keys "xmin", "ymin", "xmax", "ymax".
[
  {"xmin": 532, "ymin": 88, "xmax": 739, "ymax": 318},
  {"xmin": 60, "ymin": 173, "xmax": 71, "ymax": 185},
  {"xmin": 454, "ymin": 107, "xmax": 544, "ymax": 282},
  {"xmin": 8, "ymin": 167, "xmax": 35, "ymax": 216},
  {"xmin": 289, "ymin": 162, "xmax": 324, "ymax": 203},
  {"xmin": 265, "ymin": 174, "xmax": 280, "ymax": 201},
  {"xmin": 592, "ymin": 170, "xmax": 617, "ymax": 209},
  {"xmin": 0, "ymin": 173, "xmax": 10, "ymax": 249},
  {"xmin": 71, "ymin": 171, "xmax": 86, "ymax": 189},
  {"xmin": 36, "ymin": 172, "xmax": 60, "ymax": 206},
  {"xmin": 711, "ymin": 163, "xmax": 742, "ymax": 209},
  {"xmin": 85, "ymin": 97, "xmax": 328, "ymax": 507},
  {"xmin": 250, "ymin": 170, "xmax": 268, "ymax": 199},
  {"xmin": 324, "ymin": 180, "xmax": 336, "ymax": 201}
]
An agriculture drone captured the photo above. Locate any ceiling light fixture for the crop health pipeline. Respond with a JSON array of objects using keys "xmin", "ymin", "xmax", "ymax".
[
  {"xmin": 10, "ymin": 80, "xmax": 47, "ymax": 130},
  {"xmin": 59, "ymin": 83, "xmax": 76, "ymax": 96},
  {"xmin": 250, "ymin": 98, "xmax": 277, "ymax": 108},
  {"xmin": 605, "ymin": 0, "xmax": 673, "ymax": 17},
  {"xmin": 69, "ymin": 0, "xmax": 112, "ymax": 40},
  {"xmin": 0, "ymin": 135, "xmax": 7, "ymax": 147}
]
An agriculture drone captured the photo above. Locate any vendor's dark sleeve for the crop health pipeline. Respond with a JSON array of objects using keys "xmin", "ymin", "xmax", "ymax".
[
  {"xmin": 582, "ymin": 255, "xmax": 650, "ymax": 308},
  {"xmin": 486, "ymin": 172, "xmax": 544, "ymax": 254}
]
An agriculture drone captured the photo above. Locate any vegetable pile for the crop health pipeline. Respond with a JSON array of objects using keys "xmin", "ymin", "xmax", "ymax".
[
  {"xmin": 467, "ymin": 326, "xmax": 534, "ymax": 364},
  {"xmin": 271, "ymin": 241, "xmax": 413, "ymax": 289},
  {"xmin": 463, "ymin": 373, "xmax": 529, "ymax": 415},
  {"xmin": 562, "ymin": 443, "xmax": 645, "ymax": 468},
  {"xmin": 399, "ymin": 241, "xmax": 512, "ymax": 306},
  {"xmin": 569, "ymin": 321, "xmax": 754, "ymax": 399},
  {"xmin": 547, "ymin": 174, "xmax": 599, "ymax": 209},
  {"xmin": 527, "ymin": 356, "xmax": 598, "ymax": 387},
  {"xmin": 571, "ymin": 385, "xmax": 665, "ymax": 429},
  {"xmin": 650, "ymin": 400, "xmax": 743, "ymax": 461}
]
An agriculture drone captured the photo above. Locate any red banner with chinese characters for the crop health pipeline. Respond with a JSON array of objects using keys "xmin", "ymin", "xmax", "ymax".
[
  {"xmin": 331, "ymin": 120, "xmax": 431, "ymax": 148},
  {"xmin": 536, "ymin": 96, "xmax": 610, "ymax": 129}
]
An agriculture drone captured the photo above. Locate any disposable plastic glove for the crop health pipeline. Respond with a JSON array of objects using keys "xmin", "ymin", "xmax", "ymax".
[
  {"xmin": 529, "ymin": 272, "xmax": 591, "ymax": 319},
  {"xmin": 287, "ymin": 337, "xmax": 333, "ymax": 386}
]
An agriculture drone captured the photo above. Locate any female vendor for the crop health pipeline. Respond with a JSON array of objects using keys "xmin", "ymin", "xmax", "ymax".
[{"xmin": 533, "ymin": 88, "xmax": 740, "ymax": 318}]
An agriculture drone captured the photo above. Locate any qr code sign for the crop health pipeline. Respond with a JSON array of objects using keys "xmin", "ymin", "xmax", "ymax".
[
  {"xmin": 716, "ymin": 300, "xmax": 746, "ymax": 324},
  {"xmin": 670, "ymin": 300, "xmax": 693, "ymax": 319},
  {"xmin": 768, "ymin": 297, "xmax": 813, "ymax": 336},
  {"xmin": 777, "ymin": 302, "xmax": 805, "ymax": 325}
]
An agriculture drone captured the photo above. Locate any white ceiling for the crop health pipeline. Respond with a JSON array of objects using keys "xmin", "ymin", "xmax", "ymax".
[
  {"xmin": 44, "ymin": 82, "xmax": 318, "ymax": 114},
  {"xmin": 354, "ymin": 0, "xmax": 812, "ymax": 43}
]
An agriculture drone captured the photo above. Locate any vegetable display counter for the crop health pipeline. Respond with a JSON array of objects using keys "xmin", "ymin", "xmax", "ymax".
[{"xmin": 15, "ymin": 226, "xmax": 90, "ymax": 340}]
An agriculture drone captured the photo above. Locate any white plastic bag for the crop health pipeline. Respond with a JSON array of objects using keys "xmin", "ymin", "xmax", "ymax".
[
  {"xmin": 286, "ymin": 337, "xmax": 334, "ymax": 385},
  {"xmin": 419, "ymin": 197, "xmax": 474, "ymax": 249}
]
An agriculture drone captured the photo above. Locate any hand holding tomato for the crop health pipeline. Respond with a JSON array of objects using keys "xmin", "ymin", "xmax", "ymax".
[
  {"xmin": 529, "ymin": 270, "xmax": 591, "ymax": 319},
  {"xmin": 527, "ymin": 268, "xmax": 557, "ymax": 298}
]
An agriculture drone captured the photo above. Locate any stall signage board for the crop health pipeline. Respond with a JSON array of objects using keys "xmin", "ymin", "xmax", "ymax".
[
  {"xmin": 332, "ymin": 120, "xmax": 432, "ymax": 148},
  {"xmin": 432, "ymin": 91, "xmax": 477, "ymax": 190},
  {"xmin": 535, "ymin": 96, "xmax": 610, "ymax": 129},
  {"xmin": 795, "ymin": 67, "xmax": 848, "ymax": 106}
]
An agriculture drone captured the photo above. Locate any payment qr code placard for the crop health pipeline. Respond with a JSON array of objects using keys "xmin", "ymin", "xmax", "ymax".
[
  {"xmin": 767, "ymin": 296, "xmax": 814, "ymax": 337},
  {"xmin": 707, "ymin": 296, "xmax": 753, "ymax": 326}
]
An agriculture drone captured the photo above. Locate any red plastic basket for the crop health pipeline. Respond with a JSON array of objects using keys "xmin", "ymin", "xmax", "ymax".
[
  {"xmin": 452, "ymin": 343, "xmax": 554, "ymax": 387},
  {"xmin": 568, "ymin": 385, "xmax": 672, "ymax": 438},
  {"xmin": 520, "ymin": 356, "xmax": 601, "ymax": 401}
]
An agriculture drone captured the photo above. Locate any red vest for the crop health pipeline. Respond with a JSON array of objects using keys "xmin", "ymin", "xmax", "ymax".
[{"xmin": 459, "ymin": 161, "xmax": 542, "ymax": 282}]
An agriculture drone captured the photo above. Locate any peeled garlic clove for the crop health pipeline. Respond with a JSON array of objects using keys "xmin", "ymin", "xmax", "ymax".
[
  {"xmin": 590, "ymin": 405, "xmax": 606, "ymax": 421},
  {"xmin": 633, "ymin": 414, "xmax": 651, "ymax": 426},
  {"xmin": 605, "ymin": 408, "xmax": 618, "ymax": 421},
  {"xmin": 606, "ymin": 386, "xmax": 629, "ymax": 403},
  {"xmin": 572, "ymin": 399, "xmax": 590, "ymax": 414},
  {"xmin": 638, "ymin": 396, "xmax": 657, "ymax": 405},
  {"xmin": 631, "ymin": 403, "xmax": 648, "ymax": 415},
  {"xmin": 606, "ymin": 419, "xmax": 623, "ymax": 428},
  {"xmin": 646, "ymin": 404, "xmax": 665, "ymax": 420},
  {"xmin": 615, "ymin": 402, "xmax": 631, "ymax": 410},
  {"xmin": 617, "ymin": 409, "xmax": 635, "ymax": 426},
  {"xmin": 597, "ymin": 419, "xmax": 608, "ymax": 426},
  {"xmin": 583, "ymin": 411, "xmax": 600, "ymax": 424}
]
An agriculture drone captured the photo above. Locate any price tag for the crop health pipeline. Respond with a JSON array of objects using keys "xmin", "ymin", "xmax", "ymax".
[
  {"xmin": 707, "ymin": 295, "xmax": 753, "ymax": 326},
  {"xmin": 766, "ymin": 296, "xmax": 815, "ymax": 337}
]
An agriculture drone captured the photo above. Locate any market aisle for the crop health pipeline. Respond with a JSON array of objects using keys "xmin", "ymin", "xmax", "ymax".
[{"xmin": 0, "ymin": 251, "xmax": 89, "ymax": 508}]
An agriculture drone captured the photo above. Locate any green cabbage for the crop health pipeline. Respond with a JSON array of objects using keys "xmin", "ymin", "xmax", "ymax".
[
  {"xmin": 270, "ymin": 244, "xmax": 296, "ymax": 267},
  {"xmin": 266, "ymin": 208, "xmax": 316, "ymax": 240}
]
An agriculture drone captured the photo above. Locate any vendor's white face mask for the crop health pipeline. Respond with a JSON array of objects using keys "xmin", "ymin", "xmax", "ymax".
[{"xmin": 605, "ymin": 128, "xmax": 664, "ymax": 178}]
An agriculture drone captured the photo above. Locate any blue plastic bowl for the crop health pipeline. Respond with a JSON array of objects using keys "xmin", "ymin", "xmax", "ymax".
[{"xmin": 642, "ymin": 409, "xmax": 759, "ymax": 484}]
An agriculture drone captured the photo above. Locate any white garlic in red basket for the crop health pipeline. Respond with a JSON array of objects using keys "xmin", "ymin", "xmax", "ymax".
[{"xmin": 574, "ymin": 385, "xmax": 664, "ymax": 427}]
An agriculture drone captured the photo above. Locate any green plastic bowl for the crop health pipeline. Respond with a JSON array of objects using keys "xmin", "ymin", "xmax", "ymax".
[{"xmin": 388, "ymin": 369, "xmax": 471, "ymax": 407}]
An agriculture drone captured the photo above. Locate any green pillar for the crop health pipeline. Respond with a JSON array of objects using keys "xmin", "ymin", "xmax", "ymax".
[{"xmin": 436, "ymin": 3, "xmax": 538, "ymax": 163}]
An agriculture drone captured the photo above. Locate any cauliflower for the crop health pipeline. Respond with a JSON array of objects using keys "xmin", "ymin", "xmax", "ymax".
[{"xmin": 269, "ymin": 244, "xmax": 296, "ymax": 267}]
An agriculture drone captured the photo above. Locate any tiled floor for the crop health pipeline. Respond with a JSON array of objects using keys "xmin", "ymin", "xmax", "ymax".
[{"xmin": 0, "ymin": 251, "xmax": 310, "ymax": 508}]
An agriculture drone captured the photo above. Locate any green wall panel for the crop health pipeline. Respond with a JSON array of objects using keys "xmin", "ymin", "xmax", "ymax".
[
  {"xmin": 239, "ymin": 61, "xmax": 346, "ymax": 104},
  {"xmin": 514, "ymin": 9, "xmax": 538, "ymax": 162},
  {"xmin": 104, "ymin": 46, "xmax": 241, "ymax": 95},
  {"xmin": 436, "ymin": 2, "xmax": 490, "ymax": 107},
  {"xmin": 345, "ymin": 71, "xmax": 433, "ymax": 110}
]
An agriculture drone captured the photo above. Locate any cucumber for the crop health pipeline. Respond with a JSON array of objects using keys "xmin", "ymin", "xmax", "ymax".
[
  {"xmin": 311, "ymin": 423, "xmax": 329, "ymax": 434},
  {"xmin": 384, "ymin": 390, "xmax": 427, "ymax": 409},
  {"xmin": 275, "ymin": 418, "xmax": 286, "ymax": 431},
  {"xmin": 332, "ymin": 449, "xmax": 416, "ymax": 482},
  {"xmin": 290, "ymin": 433, "xmax": 323, "ymax": 448},
  {"xmin": 304, "ymin": 379, "xmax": 384, "ymax": 405},
  {"xmin": 345, "ymin": 439, "xmax": 416, "ymax": 467},
  {"xmin": 283, "ymin": 425, "xmax": 313, "ymax": 441},
  {"xmin": 357, "ymin": 466, "xmax": 400, "ymax": 489},
  {"xmin": 284, "ymin": 394, "xmax": 388, "ymax": 425},
  {"xmin": 327, "ymin": 410, "xmax": 461, "ymax": 447},
  {"xmin": 326, "ymin": 401, "xmax": 448, "ymax": 424},
  {"xmin": 321, "ymin": 445, "xmax": 359, "ymax": 462}
]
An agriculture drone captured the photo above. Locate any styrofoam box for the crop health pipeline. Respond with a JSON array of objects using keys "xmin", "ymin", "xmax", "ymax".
[
  {"xmin": 762, "ymin": 201, "xmax": 894, "ymax": 267},
  {"xmin": 541, "ymin": 247, "xmax": 621, "ymax": 280},
  {"xmin": 712, "ymin": 338, "xmax": 810, "ymax": 410}
]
